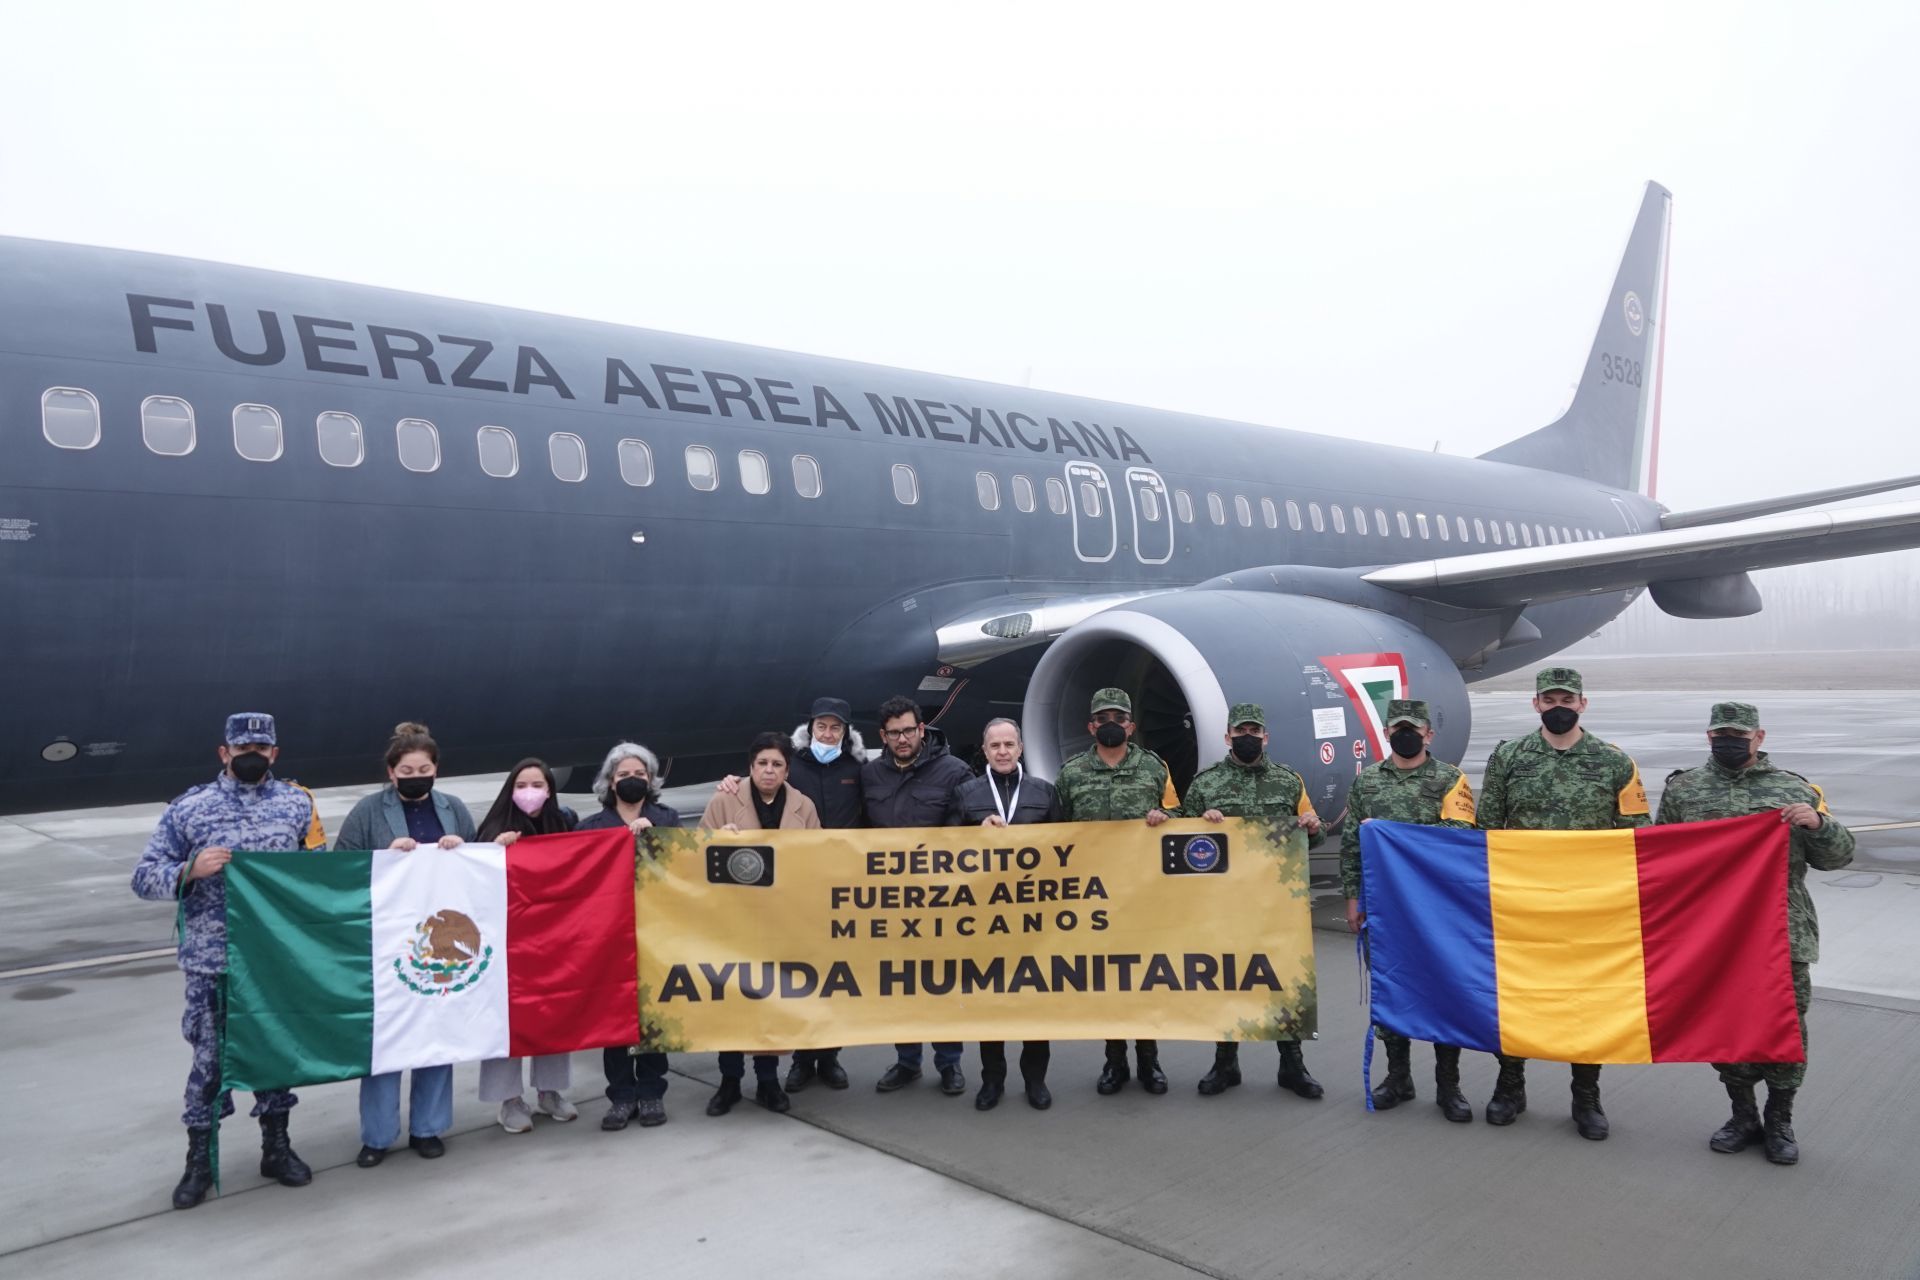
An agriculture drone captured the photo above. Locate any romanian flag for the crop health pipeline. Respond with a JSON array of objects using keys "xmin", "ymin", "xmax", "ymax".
[
  {"xmin": 1360, "ymin": 812, "xmax": 1801, "ymax": 1063},
  {"xmin": 222, "ymin": 829, "xmax": 639, "ymax": 1092}
]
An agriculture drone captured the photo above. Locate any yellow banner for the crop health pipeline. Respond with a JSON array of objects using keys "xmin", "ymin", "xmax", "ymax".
[{"xmin": 635, "ymin": 818, "xmax": 1316, "ymax": 1052}]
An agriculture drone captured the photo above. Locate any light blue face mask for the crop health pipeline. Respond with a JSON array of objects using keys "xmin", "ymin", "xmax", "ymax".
[{"xmin": 810, "ymin": 740, "xmax": 841, "ymax": 764}]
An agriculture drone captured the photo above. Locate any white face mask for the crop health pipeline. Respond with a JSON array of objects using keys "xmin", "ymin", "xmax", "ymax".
[{"xmin": 810, "ymin": 740, "xmax": 841, "ymax": 764}]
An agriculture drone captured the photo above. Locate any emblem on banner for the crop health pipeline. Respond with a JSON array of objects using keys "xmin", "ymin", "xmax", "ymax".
[
  {"xmin": 708, "ymin": 844, "xmax": 777, "ymax": 887},
  {"xmin": 394, "ymin": 909, "xmax": 492, "ymax": 997},
  {"xmin": 1161, "ymin": 832, "xmax": 1231, "ymax": 875}
]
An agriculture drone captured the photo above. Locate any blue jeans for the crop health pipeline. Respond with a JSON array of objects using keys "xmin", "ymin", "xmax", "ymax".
[
  {"xmin": 896, "ymin": 1042, "xmax": 963, "ymax": 1071},
  {"xmin": 359, "ymin": 1066, "xmax": 453, "ymax": 1148}
]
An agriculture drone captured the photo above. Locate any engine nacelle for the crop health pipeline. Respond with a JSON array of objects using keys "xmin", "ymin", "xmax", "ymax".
[{"xmin": 1023, "ymin": 591, "xmax": 1471, "ymax": 820}]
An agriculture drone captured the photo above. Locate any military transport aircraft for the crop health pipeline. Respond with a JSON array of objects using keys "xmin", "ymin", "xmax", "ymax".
[{"xmin": 4, "ymin": 181, "xmax": 1918, "ymax": 816}]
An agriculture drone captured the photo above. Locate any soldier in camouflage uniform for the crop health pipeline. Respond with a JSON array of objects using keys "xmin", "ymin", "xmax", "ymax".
[
  {"xmin": 1341, "ymin": 700, "xmax": 1478, "ymax": 1120},
  {"xmin": 1655, "ymin": 701, "xmax": 1854, "ymax": 1167},
  {"xmin": 130, "ymin": 713, "xmax": 328, "ymax": 1209},
  {"xmin": 1477, "ymin": 667, "xmax": 1649, "ymax": 1141},
  {"xmin": 1173, "ymin": 702, "xmax": 1327, "ymax": 1099},
  {"xmin": 1055, "ymin": 688, "xmax": 1181, "ymax": 1095}
]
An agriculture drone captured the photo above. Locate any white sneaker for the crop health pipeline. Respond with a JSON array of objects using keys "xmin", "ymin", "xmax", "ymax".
[
  {"xmin": 498, "ymin": 1097, "xmax": 534, "ymax": 1133},
  {"xmin": 537, "ymin": 1090, "xmax": 579, "ymax": 1122}
]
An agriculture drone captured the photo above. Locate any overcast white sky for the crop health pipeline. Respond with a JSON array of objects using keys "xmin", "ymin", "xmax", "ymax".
[{"xmin": 2, "ymin": 1, "xmax": 1916, "ymax": 514}]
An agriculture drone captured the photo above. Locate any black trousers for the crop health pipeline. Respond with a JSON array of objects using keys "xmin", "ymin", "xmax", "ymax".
[
  {"xmin": 980, "ymin": 1041, "xmax": 1050, "ymax": 1084},
  {"xmin": 718, "ymin": 1052, "xmax": 780, "ymax": 1081},
  {"xmin": 1105, "ymin": 1038, "xmax": 1159, "ymax": 1062},
  {"xmin": 789, "ymin": 1047, "xmax": 842, "ymax": 1066},
  {"xmin": 602, "ymin": 1048, "xmax": 670, "ymax": 1103}
]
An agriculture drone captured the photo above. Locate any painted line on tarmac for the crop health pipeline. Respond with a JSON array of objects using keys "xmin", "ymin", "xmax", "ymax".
[{"xmin": 0, "ymin": 947, "xmax": 175, "ymax": 982}]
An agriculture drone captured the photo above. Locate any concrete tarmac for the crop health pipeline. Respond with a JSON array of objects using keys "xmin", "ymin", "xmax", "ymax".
[{"xmin": 4, "ymin": 656, "xmax": 1919, "ymax": 1279}]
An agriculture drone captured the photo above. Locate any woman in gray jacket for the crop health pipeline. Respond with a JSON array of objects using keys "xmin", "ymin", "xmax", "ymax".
[{"xmin": 332, "ymin": 723, "xmax": 477, "ymax": 1167}]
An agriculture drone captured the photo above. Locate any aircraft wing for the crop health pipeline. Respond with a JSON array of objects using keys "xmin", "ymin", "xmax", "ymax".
[{"xmin": 1362, "ymin": 499, "xmax": 1920, "ymax": 609}]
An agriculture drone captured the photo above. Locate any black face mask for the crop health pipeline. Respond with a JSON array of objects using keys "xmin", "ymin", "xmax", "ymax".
[
  {"xmin": 395, "ymin": 774, "xmax": 434, "ymax": 801},
  {"xmin": 1094, "ymin": 722, "xmax": 1128, "ymax": 749},
  {"xmin": 228, "ymin": 751, "xmax": 271, "ymax": 784},
  {"xmin": 1389, "ymin": 728, "xmax": 1426, "ymax": 759},
  {"xmin": 1540, "ymin": 707, "xmax": 1580, "ymax": 736},
  {"xmin": 1710, "ymin": 735, "xmax": 1754, "ymax": 768},
  {"xmin": 1230, "ymin": 734, "xmax": 1264, "ymax": 763},
  {"xmin": 614, "ymin": 776, "xmax": 651, "ymax": 804}
]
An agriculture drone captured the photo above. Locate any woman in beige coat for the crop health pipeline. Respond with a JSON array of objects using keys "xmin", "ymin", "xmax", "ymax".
[{"xmin": 698, "ymin": 732, "xmax": 820, "ymax": 1115}]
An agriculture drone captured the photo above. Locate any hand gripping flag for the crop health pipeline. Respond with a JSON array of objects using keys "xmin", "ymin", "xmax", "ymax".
[{"xmin": 1359, "ymin": 811, "xmax": 1802, "ymax": 1064}]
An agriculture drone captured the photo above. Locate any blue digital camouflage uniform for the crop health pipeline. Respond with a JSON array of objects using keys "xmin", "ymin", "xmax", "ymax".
[{"xmin": 131, "ymin": 769, "xmax": 326, "ymax": 1128}]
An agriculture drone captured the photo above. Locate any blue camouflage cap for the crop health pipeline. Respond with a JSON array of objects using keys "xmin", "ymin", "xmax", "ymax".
[{"xmin": 224, "ymin": 712, "xmax": 277, "ymax": 746}]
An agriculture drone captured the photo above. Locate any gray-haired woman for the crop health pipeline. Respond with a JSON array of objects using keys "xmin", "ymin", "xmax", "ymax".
[{"xmin": 578, "ymin": 742, "xmax": 681, "ymax": 1129}]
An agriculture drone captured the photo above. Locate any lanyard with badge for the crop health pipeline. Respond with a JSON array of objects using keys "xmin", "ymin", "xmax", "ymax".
[{"xmin": 989, "ymin": 764, "xmax": 1023, "ymax": 825}]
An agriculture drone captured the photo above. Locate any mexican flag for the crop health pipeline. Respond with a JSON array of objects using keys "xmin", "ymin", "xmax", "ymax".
[{"xmin": 221, "ymin": 829, "xmax": 639, "ymax": 1091}]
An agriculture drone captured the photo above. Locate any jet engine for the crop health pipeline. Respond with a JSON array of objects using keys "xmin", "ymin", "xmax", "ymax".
[{"xmin": 1022, "ymin": 590, "xmax": 1471, "ymax": 819}]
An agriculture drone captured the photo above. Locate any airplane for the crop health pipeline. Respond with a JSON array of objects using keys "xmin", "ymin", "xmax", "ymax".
[{"xmin": 4, "ymin": 180, "xmax": 1919, "ymax": 818}]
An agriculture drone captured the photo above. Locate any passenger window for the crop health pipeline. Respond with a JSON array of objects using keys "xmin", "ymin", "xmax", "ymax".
[
  {"xmin": 141, "ymin": 395, "xmax": 195, "ymax": 456},
  {"xmin": 1286, "ymin": 500, "xmax": 1302, "ymax": 531},
  {"xmin": 317, "ymin": 412, "xmax": 364, "ymax": 467},
  {"xmin": 1560, "ymin": 526, "xmax": 1571, "ymax": 543},
  {"xmin": 793, "ymin": 454, "xmax": 823, "ymax": 499},
  {"xmin": 687, "ymin": 445, "xmax": 719, "ymax": 492},
  {"xmin": 1473, "ymin": 517, "xmax": 1486, "ymax": 543},
  {"xmin": 1080, "ymin": 481, "xmax": 1103, "ymax": 518},
  {"xmin": 1505, "ymin": 521, "xmax": 1518, "ymax": 545},
  {"xmin": 1234, "ymin": 494, "xmax": 1252, "ymax": 527},
  {"xmin": 1141, "ymin": 488, "xmax": 1161, "ymax": 522},
  {"xmin": 41, "ymin": 387, "xmax": 100, "ymax": 449},
  {"xmin": 1415, "ymin": 512, "xmax": 1430, "ymax": 540},
  {"xmin": 1175, "ymin": 489, "xmax": 1194, "ymax": 523},
  {"xmin": 1045, "ymin": 476, "xmax": 1068, "ymax": 515},
  {"xmin": 1207, "ymin": 492, "xmax": 1225, "ymax": 525},
  {"xmin": 1457, "ymin": 516, "xmax": 1469, "ymax": 542},
  {"xmin": 396, "ymin": 418, "xmax": 440, "ymax": 472},
  {"xmin": 1534, "ymin": 524, "xmax": 1547, "ymax": 546},
  {"xmin": 1331, "ymin": 504, "xmax": 1346, "ymax": 534},
  {"xmin": 550, "ymin": 433, "xmax": 588, "ymax": 483},
  {"xmin": 1309, "ymin": 502, "xmax": 1325, "ymax": 533},
  {"xmin": 892, "ymin": 462, "xmax": 918, "ymax": 505},
  {"xmin": 975, "ymin": 471, "xmax": 1001, "ymax": 511},
  {"xmin": 1396, "ymin": 511, "xmax": 1411, "ymax": 538},
  {"xmin": 1547, "ymin": 526, "xmax": 1559, "ymax": 545},
  {"xmin": 738, "ymin": 449, "xmax": 769, "ymax": 495},
  {"xmin": 1436, "ymin": 513, "xmax": 1448, "ymax": 541},
  {"xmin": 1011, "ymin": 474, "xmax": 1034, "ymax": 512},
  {"xmin": 1355, "ymin": 507, "xmax": 1369, "ymax": 535},
  {"xmin": 1521, "ymin": 524, "xmax": 1534, "ymax": 546},
  {"xmin": 1374, "ymin": 508, "xmax": 1389, "ymax": 537},
  {"xmin": 233, "ymin": 403, "xmax": 284, "ymax": 462},
  {"xmin": 477, "ymin": 425, "xmax": 519, "ymax": 478},
  {"xmin": 618, "ymin": 439, "xmax": 655, "ymax": 487},
  {"xmin": 1261, "ymin": 497, "xmax": 1278, "ymax": 529},
  {"xmin": 1491, "ymin": 521, "xmax": 1504, "ymax": 546}
]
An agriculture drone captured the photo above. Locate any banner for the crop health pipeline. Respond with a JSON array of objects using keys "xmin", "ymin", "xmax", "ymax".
[
  {"xmin": 1360, "ymin": 811, "xmax": 1800, "ymax": 1064},
  {"xmin": 636, "ymin": 818, "xmax": 1316, "ymax": 1052}
]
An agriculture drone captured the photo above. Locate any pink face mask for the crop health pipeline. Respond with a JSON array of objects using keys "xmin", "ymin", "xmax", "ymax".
[{"xmin": 512, "ymin": 785, "xmax": 549, "ymax": 816}]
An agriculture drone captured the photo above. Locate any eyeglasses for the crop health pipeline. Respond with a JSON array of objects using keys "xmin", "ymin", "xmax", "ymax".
[{"xmin": 880, "ymin": 726, "xmax": 922, "ymax": 740}]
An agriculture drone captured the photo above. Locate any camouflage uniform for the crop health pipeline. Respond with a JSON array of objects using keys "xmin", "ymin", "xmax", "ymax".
[
  {"xmin": 1054, "ymin": 688, "xmax": 1179, "ymax": 1091},
  {"xmin": 1655, "ymin": 701, "xmax": 1853, "ymax": 1165},
  {"xmin": 130, "ymin": 716, "xmax": 326, "ymax": 1139},
  {"xmin": 1174, "ymin": 702, "xmax": 1325, "ymax": 1097},
  {"xmin": 1477, "ymin": 669, "xmax": 1648, "ymax": 1137}
]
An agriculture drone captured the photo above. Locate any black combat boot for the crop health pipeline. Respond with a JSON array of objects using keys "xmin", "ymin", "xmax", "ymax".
[
  {"xmin": 1433, "ymin": 1045, "xmax": 1472, "ymax": 1123},
  {"xmin": 1485, "ymin": 1059, "xmax": 1527, "ymax": 1126},
  {"xmin": 816, "ymin": 1051, "xmax": 850, "ymax": 1090},
  {"xmin": 1708, "ymin": 1082, "xmax": 1762, "ymax": 1153},
  {"xmin": 1570, "ymin": 1064, "xmax": 1609, "ymax": 1141},
  {"xmin": 1370, "ymin": 1039, "xmax": 1415, "ymax": 1110},
  {"xmin": 1135, "ymin": 1047, "xmax": 1168, "ymax": 1095},
  {"xmin": 258, "ymin": 1111, "xmax": 312, "ymax": 1186},
  {"xmin": 755, "ymin": 1079, "xmax": 791, "ymax": 1114},
  {"xmin": 784, "ymin": 1052, "xmax": 816, "ymax": 1092},
  {"xmin": 1197, "ymin": 1043, "xmax": 1242, "ymax": 1096},
  {"xmin": 172, "ymin": 1128, "xmax": 215, "ymax": 1209},
  {"xmin": 1276, "ymin": 1041, "xmax": 1324, "ymax": 1099},
  {"xmin": 706, "ymin": 1077, "xmax": 743, "ymax": 1116},
  {"xmin": 1096, "ymin": 1043, "xmax": 1131, "ymax": 1095},
  {"xmin": 1763, "ymin": 1088, "xmax": 1799, "ymax": 1166}
]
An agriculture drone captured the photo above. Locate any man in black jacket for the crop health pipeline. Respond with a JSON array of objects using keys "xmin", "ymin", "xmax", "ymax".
[
  {"xmin": 864, "ymin": 695, "xmax": 974, "ymax": 1096},
  {"xmin": 948, "ymin": 717, "xmax": 1060, "ymax": 1111}
]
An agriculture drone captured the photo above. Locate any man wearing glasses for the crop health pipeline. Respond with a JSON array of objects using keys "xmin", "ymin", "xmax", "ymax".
[
  {"xmin": 861, "ymin": 694, "xmax": 975, "ymax": 1096},
  {"xmin": 1054, "ymin": 689, "xmax": 1181, "ymax": 1096}
]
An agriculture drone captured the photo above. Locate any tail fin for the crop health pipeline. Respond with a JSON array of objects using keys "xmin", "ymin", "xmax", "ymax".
[{"xmin": 1479, "ymin": 181, "xmax": 1673, "ymax": 497}]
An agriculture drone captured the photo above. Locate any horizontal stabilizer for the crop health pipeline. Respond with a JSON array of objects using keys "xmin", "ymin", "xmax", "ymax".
[
  {"xmin": 1362, "ymin": 500, "xmax": 1920, "ymax": 610},
  {"xmin": 1660, "ymin": 474, "xmax": 1920, "ymax": 529}
]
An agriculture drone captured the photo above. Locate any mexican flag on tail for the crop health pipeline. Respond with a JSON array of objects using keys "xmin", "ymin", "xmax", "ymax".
[{"xmin": 222, "ymin": 829, "xmax": 638, "ymax": 1092}]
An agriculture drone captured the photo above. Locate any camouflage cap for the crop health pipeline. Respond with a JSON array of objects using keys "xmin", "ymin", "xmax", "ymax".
[
  {"xmin": 1228, "ymin": 702, "xmax": 1266, "ymax": 729},
  {"xmin": 1385, "ymin": 699, "xmax": 1430, "ymax": 729},
  {"xmin": 1089, "ymin": 687, "xmax": 1133, "ymax": 716},
  {"xmin": 224, "ymin": 712, "xmax": 277, "ymax": 746},
  {"xmin": 1535, "ymin": 667, "xmax": 1583, "ymax": 695},
  {"xmin": 1708, "ymin": 701, "xmax": 1760, "ymax": 731}
]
